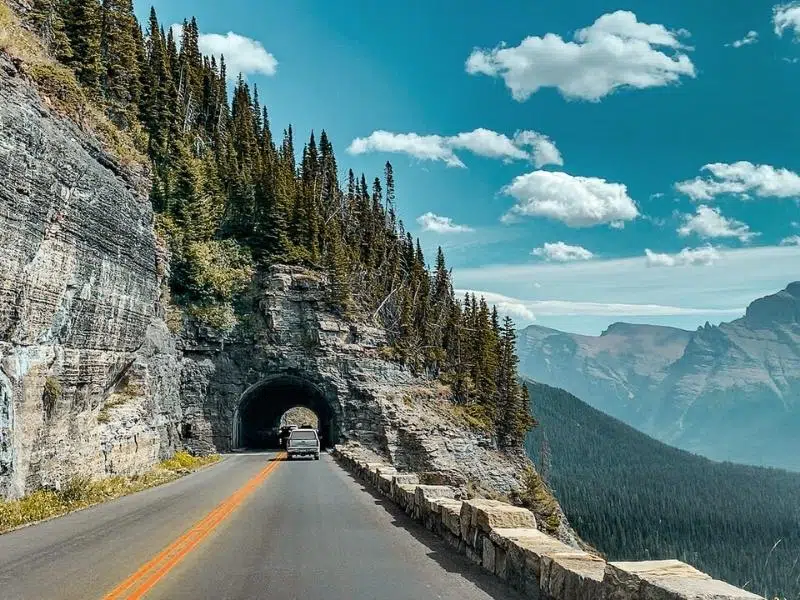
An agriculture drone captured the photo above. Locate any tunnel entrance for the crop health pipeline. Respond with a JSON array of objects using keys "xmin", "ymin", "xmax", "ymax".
[{"xmin": 233, "ymin": 375, "xmax": 336, "ymax": 450}]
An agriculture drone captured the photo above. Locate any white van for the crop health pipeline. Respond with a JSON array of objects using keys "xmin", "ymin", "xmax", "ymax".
[{"xmin": 286, "ymin": 428, "xmax": 320, "ymax": 460}]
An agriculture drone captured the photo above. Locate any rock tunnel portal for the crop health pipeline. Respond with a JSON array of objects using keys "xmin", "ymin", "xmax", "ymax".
[{"xmin": 233, "ymin": 375, "xmax": 337, "ymax": 450}]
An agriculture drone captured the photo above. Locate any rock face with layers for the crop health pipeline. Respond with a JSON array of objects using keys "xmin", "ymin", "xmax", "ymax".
[{"xmin": 0, "ymin": 55, "xmax": 181, "ymax": 498}]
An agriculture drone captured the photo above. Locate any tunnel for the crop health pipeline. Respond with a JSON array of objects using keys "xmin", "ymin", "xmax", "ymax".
[{"xmin": 232, "ymin": 375, "xmax": 336, "ymax": 450}]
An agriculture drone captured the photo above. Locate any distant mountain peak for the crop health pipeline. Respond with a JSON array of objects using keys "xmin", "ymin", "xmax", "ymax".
[{"xmin": 742, "ymin": 281, "xmax": 800, "ymax": 328}]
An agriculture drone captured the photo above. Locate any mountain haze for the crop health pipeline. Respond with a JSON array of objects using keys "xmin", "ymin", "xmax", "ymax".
[{"xmin": 518, "ymin": 283, "xmax": 800, "ymax": 470}]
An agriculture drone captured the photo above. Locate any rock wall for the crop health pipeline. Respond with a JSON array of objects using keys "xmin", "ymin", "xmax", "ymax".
[{"xmin": 0, "ymin": 55, "xmax": 181, "ymax": 498}]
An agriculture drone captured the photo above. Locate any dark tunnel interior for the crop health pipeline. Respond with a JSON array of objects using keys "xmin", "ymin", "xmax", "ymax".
[{"xmin": 235, "ymin": 376, "xmax": 335, "ymax": 450}]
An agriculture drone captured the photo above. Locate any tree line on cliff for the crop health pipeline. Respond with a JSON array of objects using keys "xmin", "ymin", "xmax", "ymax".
[{"xmin": 23, "ymin": 0, "xmax": 533, "ymax": 447}]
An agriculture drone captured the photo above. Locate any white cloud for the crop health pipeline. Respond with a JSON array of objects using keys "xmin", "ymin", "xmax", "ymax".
[
  {"xmin": 501, "ymin": 170, "xmax": 639, "ymax": 227},
  {"xmin": 780, "ymin": 235, "xmax": 800, "ymax": 246},
  {"xmin": 347, "ymin": 128, "xmax": 563, "ymax": 168},
  {"xmin": 677, "ymin": 205, "xmax": 758, "ymax": 242},
  {"xmin": 675, "ymin": 162, "xmax": 800, "ymax": 201},
  {"xmin": 465, "ymin": 10, "xmax": 695, "ymax": 102},
  {"xmin": 172, "ymin": 24, "xmax": 277, "ymax": 79},
  {"xmin": 347, "ymin": 131, "xmax": 463, "ymax": 167},
  {"xmin": 513, "ymin": 131, "xmax": 564, "ymax": 168},
  {"xmin": 417, "ymin": 212, "xmax": 474, "ymax": 233},
  {"xmin": 448, "ymin": 129, "xmax": 528, "ymax": 161},
  {"xmin": 774, "ymin": 2, "xmax": 800, "ymax": 38},
  {"xmin": 727, "ymin": 30, "xmax": 759, "ymax": 47},
  {"xmin": 533, "ymin": 242, "xmax": 594, "ymax": 262},
  {"xmin": 644, "ymin": 245, "xmax": 721, "ymax": 267}
]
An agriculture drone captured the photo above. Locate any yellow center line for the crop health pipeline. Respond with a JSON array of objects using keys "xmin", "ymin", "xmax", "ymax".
[{"xmin": 102, "ymin": 452, "xmax": 285, "ymax": 600}]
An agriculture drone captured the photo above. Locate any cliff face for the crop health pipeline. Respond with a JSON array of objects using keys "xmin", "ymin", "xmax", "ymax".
[
  {"xmin": 517, "ymin": 283, "xmax": 800, "ymax": 470},
  {"xmin": 0, "ymin": 55, "xmax": 181, "ymax": 498}
]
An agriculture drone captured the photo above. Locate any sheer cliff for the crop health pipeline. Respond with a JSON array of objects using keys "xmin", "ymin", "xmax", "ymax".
[{"xmin": 0, "ymin": 53, "xmax": 181, "ymax": 497}]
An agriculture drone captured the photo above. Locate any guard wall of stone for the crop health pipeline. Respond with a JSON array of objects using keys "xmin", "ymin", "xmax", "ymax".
[{"xmin": 332, "ymin": 444, "xmax": 763, "ymax": 600}]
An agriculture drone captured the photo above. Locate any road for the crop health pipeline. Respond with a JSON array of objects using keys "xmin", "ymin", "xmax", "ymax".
[{"xmin": 0, "ymin": 452, "xmax": 522, "ymax": 600}]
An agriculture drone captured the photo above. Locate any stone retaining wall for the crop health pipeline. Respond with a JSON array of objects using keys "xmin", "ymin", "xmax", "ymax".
[{"xmin": 332, "ymin": 443, "xmax": 763, "ymax": 600}]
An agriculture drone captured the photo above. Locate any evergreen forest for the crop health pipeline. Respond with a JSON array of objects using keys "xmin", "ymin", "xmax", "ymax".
[
  {"xmin": 524, "ymin": 380, "xmax": 800, "ymax": 600},
  {"xmin": 18, "ymin": 0, "xmax": 533, "ymax": 448}
]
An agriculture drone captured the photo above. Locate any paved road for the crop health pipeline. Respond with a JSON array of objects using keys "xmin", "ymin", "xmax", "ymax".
[{"xmin": 0, "ymin": 453, "xmax": 522, "ymax": 600}]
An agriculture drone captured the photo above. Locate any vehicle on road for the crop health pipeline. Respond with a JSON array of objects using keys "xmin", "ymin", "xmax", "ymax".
[
  {"xmin": 286, "ymin": 428, "xmax": 320, "ymax": 460},
  {"xmin": 278, "ymin": 425, "xmax": 296, "ymax": 448}
]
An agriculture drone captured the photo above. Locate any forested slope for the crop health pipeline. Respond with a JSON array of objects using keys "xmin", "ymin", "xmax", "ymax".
[{"xmin": 524, "ymin": 379, "xmax": 800, "ymax": 600}]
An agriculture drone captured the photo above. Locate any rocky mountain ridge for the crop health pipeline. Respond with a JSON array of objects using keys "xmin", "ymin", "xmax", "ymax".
[{"xmin": 518, "ymin": 283, "xmax": 800, "ymax": 470}]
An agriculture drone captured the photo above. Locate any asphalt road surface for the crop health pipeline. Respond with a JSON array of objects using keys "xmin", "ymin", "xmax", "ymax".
[{"xmin": 0, "ymin": 452, "xmax": 522, "ymax": 600}]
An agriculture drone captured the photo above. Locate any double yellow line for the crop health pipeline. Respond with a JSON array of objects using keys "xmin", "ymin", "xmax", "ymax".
[{"xmin": 103, "ymin": 452, "xmax": 285, "ymax": 600}]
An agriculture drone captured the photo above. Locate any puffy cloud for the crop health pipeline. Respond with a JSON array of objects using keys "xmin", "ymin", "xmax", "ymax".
[
  {"xmin": 172, "ymin": 24, "xmax": 277, "ymax": 78},
  {"xmin": 513, "ymin": 131, "xmax": 564, "ymax": 168},
  {"xmin": 677, "ymin": 205, "xmax": 758, "ymax": 243},
  {"xmin": 501, "ymin": 171, "xmax": 639, "ymax": 227},
  {"xmin": 448, "ymin": 128, "xmax": 528, "ymax": 161},
  {"xmin": 417, "ymin": 212, "xmax": 474, "ymax": 233},
  {"xmin": 347, "ymin": 128, "xmax": 563, "ymax": 168},
  {"xmin": 347, "ymin": 131, "xmax": 462, "ymax": 167},
  {"xmin": 532, "ymin": 242, "xmax": 594, "ymax": 262},
  {"xmin": 774, "ymin": 2, "xmax": 800, "ymax": 38},
  {"xmin": 465, "ymin": 10, "xmax": 695, "ymax": 102},
  {"xmin": 675, "ymin": 161, "xmax": 800, "ymax": 201},
  {"xmin": 726, "ymin": 30, "xmax": 759, "ymax": 47},
  {"xmin": 780, "ymin": 235, "xmax": 800, "ymax": 246},
  {"xmin": 644, "ymin": 245, "xmax": 722, "ymax": 267}
]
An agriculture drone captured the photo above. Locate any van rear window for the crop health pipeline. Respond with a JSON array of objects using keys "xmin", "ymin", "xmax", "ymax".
[{"xmin": 290, "ymin": 431, "xmax": 317, "ymax": 440}]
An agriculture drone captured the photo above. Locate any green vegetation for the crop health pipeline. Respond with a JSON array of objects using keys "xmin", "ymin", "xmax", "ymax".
[
  {"xmin": 0, "ymin": 452, "xmax": 218, "ymax": 534},
  {"xmin": 524, "ymin": 380, "xmax": 800, "ymax": 600},
  {"xmin": 511, "ymin": 466, "xmax": 562, "ymax": 535},
  {"xmin": 8, "ymin": 1, "xmax": 532, "ymax": 444}
]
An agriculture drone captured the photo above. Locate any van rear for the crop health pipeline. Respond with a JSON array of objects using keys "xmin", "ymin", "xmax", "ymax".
[{"xmin": 286, "ymin": 429, "xmax": 320, "ymax": 460}]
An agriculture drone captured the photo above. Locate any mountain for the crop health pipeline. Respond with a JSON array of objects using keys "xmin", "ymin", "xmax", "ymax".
[
  {"xmin": 523, "ymin": 380, "xmax": 800, "ymax": 599},
  {"xmin": 517, "ymin": 282, "xmax": 800, "ymax": 470}
]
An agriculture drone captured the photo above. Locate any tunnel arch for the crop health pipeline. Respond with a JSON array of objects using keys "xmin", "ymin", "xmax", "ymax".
[{"xmin": 232, "ymin": 374, "xmax": 338, "ymax": 450}]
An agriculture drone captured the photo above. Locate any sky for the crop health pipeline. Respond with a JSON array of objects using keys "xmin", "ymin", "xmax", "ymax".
[{"xmin": 134, "ymin": 0, "xmax": 800, "ymax": 334}]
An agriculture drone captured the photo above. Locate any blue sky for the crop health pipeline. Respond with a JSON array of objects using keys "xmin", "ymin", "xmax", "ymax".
[{"xmin": 134, "ymin": 0, "xmax": 800, "ymax": 334}]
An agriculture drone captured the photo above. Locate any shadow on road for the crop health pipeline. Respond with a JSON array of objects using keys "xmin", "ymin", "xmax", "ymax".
[{"xmin": 339, "ymin": 468, "xmax": 524, "ymax": 600}]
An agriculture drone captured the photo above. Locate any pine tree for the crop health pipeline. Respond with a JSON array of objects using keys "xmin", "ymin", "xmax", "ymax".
[
  {"xmin": 63, "ymin": 0, "xmax": 103, "ymax": 91},
  {"xmin": 100, "ymin": 0, "xmax": 141, "ymax": 126},
  {"xmin": 30, "ymin": 0, "xmax": 72, "ymax": 62}
]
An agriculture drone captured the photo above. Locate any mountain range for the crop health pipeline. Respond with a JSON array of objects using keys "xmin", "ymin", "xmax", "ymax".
[{"xmin": 518, "ymin": 282, "xmax": 800, "ymax": 471}]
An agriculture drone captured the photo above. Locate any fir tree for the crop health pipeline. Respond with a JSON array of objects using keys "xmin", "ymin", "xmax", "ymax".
[
  {"xmin": 30, "ymin": 0, "xmax": 72, "ymax": 61},
  {"xmin": 100, "ymin": 0, "xmax": 141, "ymax": 126},
  {"xmin": 63, "ymin": 0, "xmax": 103, "ymax": 91}
]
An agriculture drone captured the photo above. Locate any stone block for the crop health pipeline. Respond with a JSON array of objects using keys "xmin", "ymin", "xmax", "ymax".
[
  {"xmin": 604, "ymin": 560, "xmax": 764, "ymax": 600},
  {"xmin": 414, "ymin": 485, "xmax": 457, "ymax": 519},
  {"xmin": 492, "ymin": 528, "xmax": 592, "ymax": 597},
  {"xmin": 440, "ymin": 500, "xmax": 463, "ymax": 536},
  {"xmin": 460, "ymin": 499, "xmax": 536, "ymax": 537},
  {"xmin": 541, "ymin": 553, "xmax": 605, "ymax": 600}
]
